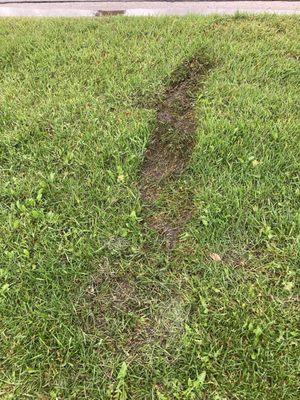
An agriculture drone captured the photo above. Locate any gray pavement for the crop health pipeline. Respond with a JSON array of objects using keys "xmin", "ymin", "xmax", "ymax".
[{"xmin": 0, "ymin": 1, "xmax": 299, "ymax": 17}]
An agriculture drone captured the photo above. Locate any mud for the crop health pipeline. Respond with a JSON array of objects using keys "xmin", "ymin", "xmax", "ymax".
[{"xmin": 139, "ymin": 55, "xmax": 210, "ymax": 248}]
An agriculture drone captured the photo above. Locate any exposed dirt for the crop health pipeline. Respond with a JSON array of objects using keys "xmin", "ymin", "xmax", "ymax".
[
  {"xmin": 80, "ymin": 55, "xmax": 211, "ymax": 362},
  {"xmin": 139, "ymin": 55, "xmax": 210, "ymax": 248}
]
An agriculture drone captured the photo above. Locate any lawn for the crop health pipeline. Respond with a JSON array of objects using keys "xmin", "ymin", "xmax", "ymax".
[{"xmin": 0, "ymin": 15, "xmax": 299, "ymax": 399}]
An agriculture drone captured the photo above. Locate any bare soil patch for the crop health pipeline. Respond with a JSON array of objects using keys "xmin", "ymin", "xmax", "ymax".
[{"xmin": 139, "ymin": 55, "xmax": 211, "ymax": 247}]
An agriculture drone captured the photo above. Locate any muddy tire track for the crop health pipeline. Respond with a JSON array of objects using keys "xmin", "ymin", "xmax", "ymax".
[
  {"xmin": 80, "ymin": 55, "xmax": 212, "ymax": 364},
  {"xmin": 139, "ymin": 55, "xmax": 211, "ymax": 248}
]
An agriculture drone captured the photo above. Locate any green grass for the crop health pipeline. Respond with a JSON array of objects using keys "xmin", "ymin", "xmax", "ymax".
[{"xmin": 0, "ymin": 15, "xmax": 299, "ymax": 399}]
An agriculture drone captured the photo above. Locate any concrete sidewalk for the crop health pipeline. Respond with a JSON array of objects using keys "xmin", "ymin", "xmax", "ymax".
[{"xmin": 0, "ymin": 1, "xmax": 299, "ymax": 17}]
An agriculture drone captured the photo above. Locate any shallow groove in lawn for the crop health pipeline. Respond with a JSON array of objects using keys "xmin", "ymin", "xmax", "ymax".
[
  {"xmin": 139, "ymin": 54, "xmax": 211, "ymax": 249},
  {"xmin": 82, "ymin": 55, "xmax": 212, "ymax": 360}
]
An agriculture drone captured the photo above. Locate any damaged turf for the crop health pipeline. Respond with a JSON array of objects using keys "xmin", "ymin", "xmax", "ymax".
[{"xmin": 139, "ymin": 55, "xmax": 210, "ymax": 248}]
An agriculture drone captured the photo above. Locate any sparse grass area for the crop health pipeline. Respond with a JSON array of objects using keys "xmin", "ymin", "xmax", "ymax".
[{"xmin": 0, "ymin": 15, "xmax": 299, "ymax": 399}]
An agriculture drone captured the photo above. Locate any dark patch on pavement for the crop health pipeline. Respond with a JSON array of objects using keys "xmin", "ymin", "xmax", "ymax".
[{"xmin": 95, "ymin": 9, "xmax": 125, "ymax": 16}]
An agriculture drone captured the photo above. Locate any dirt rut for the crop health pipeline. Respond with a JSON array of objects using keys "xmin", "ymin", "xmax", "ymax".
[{"xmin": 139, "ymin": 55, "xmax": 210, "ymax": 248}]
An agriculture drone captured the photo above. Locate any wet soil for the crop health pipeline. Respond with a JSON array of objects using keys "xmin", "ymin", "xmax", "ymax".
[
  {"xmin": 139, "ymin": 55, "xmax": 210, "ymax": 248},
  {"xmin": 80, "ymin": 55, "xmax": 212, "ymax": 360}
]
